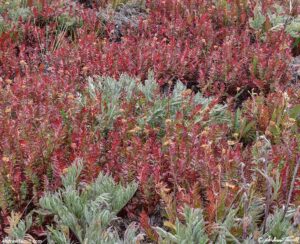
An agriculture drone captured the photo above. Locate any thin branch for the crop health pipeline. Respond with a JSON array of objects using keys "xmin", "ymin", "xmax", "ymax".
[
  {"xmin": 281, "ymin": 156, "xmax": 300, "ymax": 222},
  {"xmin": 241, "ymin": 162, "xmax": 249, "ymax": 239},
  {"xmin": 262, "ymin": 158, "xmax": 271, "ymax": 235}
]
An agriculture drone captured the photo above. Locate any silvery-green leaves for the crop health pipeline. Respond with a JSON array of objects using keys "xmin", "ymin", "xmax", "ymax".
[
  {"xmin": 154, "ymin": 206, "xmax": 209, "ymax": 244},
  {"xmin": 83, "ymin": 73, "xmax": 229, "ymax": 134},
  {"xmin": 250, "ymin": 2, "xmax": 300, "ymax": 38},
  {"xmin": 39, "ymin": 159, "xmax": 139, "ymax": 244},
  {"xmin": 250, "ymin": 3, "xmax": 266, "ymax": 30}
]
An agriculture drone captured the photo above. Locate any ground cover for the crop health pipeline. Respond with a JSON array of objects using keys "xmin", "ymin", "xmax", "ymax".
[{"xmin": 0, "ymin": 0, "xmax": 300, "ymax": 242}]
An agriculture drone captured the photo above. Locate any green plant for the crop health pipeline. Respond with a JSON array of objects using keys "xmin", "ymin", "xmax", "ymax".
[
  {"xmin": 3, "ymin": 211, "xmax": 36, "ymax": 243},
  {"xmin": 152, "ymin": 197, "xmax": 298, "ymax": 243},
  {"xmin": 38, "ymin": 159, "xmax": 141, "ymax": 243},
  {"xmin": 154, "ymin": 205, "xmax": 209, "ymax": 244},
  {"xmin": 82, "ymin": 73, "xmax": 229, "ymax": 135},
  {"xmin": 0, "ymin": 0, "xmax": 31, "ymax": 37},
  {"xmin": 231, "ymin": 108, "xmax": 256, "ymax": 144},
  {"xmin": 249, "ymin": 2, "xmax": 266, "ymax": 31},
  {"xmin": 0, "ymin": 0, "xmax": 30, "ymax": 16},
  {"xmin": 250, "ymin": 1, "xmax": 300, "ymax": 39}
]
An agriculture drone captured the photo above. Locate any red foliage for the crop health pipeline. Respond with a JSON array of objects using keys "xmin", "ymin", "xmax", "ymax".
[{"xmin": 0, "ymin": 0, "xmax": 299, "ymax": 238}]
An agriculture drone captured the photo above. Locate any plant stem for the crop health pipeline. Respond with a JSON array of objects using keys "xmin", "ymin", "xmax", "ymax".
[
  {"xmin": 262, "ymin": 158, "xmax": 271, "ymax": 234},
  {"xmin": 213, "ymin": 187, "xmax": 243, "ymax": 243},
  {"xmin": 281, "ymin": 156, "xmax": 300, "ymax": 222}
]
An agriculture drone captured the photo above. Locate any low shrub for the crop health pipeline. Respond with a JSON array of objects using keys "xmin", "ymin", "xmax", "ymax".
[{"xmin": 0, "ymin": 0, "xmax": 299, "ymax": 241}]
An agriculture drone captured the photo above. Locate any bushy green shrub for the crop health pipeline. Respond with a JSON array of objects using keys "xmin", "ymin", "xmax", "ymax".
[
  {"xmin": 40, "ymin": 159, "xmax": 140, "ymax": 243},
  {"xmin": 82, "ymin": 73, "xmax": 229, "ymax": 135}
]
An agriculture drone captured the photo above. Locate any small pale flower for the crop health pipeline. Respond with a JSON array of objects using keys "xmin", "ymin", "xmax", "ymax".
[{"xmin": 2, "ymin": 156, "xmax": 10, "ymax": 162}]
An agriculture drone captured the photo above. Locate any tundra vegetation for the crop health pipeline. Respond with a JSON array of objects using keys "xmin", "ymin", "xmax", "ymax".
[{"xmin": 0, "ymin": 0, "xmax": 300, "ymax": 243}]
